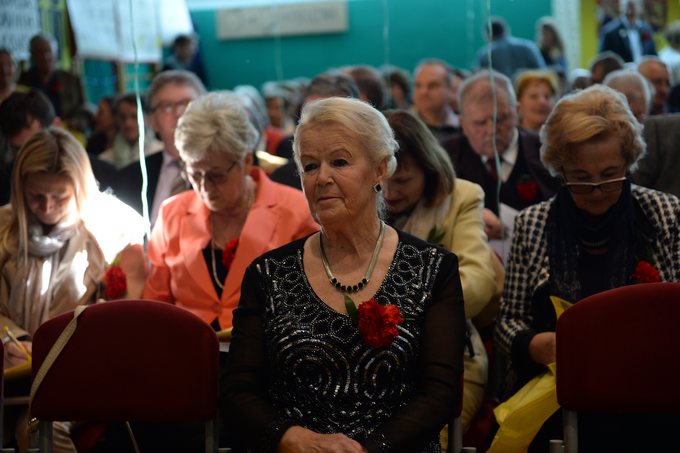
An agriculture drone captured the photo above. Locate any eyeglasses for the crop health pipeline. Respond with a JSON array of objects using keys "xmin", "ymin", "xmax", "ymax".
[
  {"xmin": 182, "ymin": 161, "xmax": 238, "ymax": 186},
  {"xmin": 151, "ymin": 99, "xmax": 192, "ymax": 115},
  {"xmin": 561, "ymin": 169, "xmax": 627, "ymax": 195}
]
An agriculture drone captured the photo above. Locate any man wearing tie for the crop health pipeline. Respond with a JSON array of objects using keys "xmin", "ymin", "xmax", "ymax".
[
  {"xmin": 600, "ymin": 1, "xmax": 657, "ymax": 63},
  {"xmin": 440, "ymin": 69, "xmax": 559, "ymax": 239},
  {"xmin": 115, "ymin": 70, "xmax": 206, "ymax": 228}
]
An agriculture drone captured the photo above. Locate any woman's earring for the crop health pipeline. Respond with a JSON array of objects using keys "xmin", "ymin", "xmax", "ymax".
[{"xmin": 373, "ymin": 182, "xmax": 382, "ymax": 193}]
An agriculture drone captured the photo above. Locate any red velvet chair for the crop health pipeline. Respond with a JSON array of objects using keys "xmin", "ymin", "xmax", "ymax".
[
  {"xmin": 29, "ymin": 300, "xmax": 220, "ymax": 453},
  {"xmin": 552, "ymin": 282, "xmax": 680, "ymax": 453}
]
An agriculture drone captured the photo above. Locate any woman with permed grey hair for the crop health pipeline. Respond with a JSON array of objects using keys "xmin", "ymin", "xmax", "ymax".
[
  {"xmin": 494, "ymin": 84, "xmax": 680, "ymax": 450},
  {"xmin": 143, "ymin": 91, "xmax": 318, "ymax": 332},
  {"xmin": 222, "ymin": 97, "xmax": 466, "ymax": 453}
]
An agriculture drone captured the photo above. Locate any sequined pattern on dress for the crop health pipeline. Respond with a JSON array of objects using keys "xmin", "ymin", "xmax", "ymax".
[{"xmin": 256, "ymin": 242, "xmax": 445, "ymax": 453}]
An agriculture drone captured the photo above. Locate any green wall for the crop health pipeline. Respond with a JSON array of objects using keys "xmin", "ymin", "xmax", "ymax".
[{"xmin": 191, "ymin": 0, "xmax": 552, "ymax": 91}]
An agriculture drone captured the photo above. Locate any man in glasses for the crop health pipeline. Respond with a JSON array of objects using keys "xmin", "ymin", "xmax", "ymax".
[{"xmin": 115, "ymin": 70, "xmax": 206, "ymax": 227}]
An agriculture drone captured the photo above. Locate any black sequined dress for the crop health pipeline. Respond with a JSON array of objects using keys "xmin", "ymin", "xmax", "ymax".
[{"xmin": 221, "ymin": 230, "xmax": 466, "ymax": 453}]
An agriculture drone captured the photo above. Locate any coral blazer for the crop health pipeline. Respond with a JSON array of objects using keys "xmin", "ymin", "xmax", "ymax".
[{"xmin": 143, "ymin": 167, "xmax": 319, "ymax": 328}]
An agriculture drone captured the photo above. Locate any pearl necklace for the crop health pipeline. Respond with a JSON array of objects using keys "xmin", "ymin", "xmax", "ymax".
[
  {"xmin": 319, "ymin": 221, "xmax": 385, "ymax": 293},
  {"xmin": 209, "ymin": 180, "xmax": 257, "ymax": 290}
]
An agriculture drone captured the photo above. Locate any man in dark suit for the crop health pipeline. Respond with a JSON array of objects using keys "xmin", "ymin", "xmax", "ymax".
[
  {"xmin": 441, "ymin": 69, "xmax": 559, "ymax": 239},
  {"xmin": 631, "ymin": 114, "xmax": 680, "ymax": 198},
  {"xmin": 115, "ymin": 70, "xmax": 206, "ymax": 228},
  {"xmin": 17, "ymin": 34, "xmax": 84, "ymax": 124},
  {"xmin": 600, "ymin": 1, "xmax": 657, "ymax": 63}
]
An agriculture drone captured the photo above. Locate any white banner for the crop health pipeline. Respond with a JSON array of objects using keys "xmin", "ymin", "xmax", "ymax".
[{"xmin": 0, "ymin": 0, "xmax": 41, "ymax": 60}]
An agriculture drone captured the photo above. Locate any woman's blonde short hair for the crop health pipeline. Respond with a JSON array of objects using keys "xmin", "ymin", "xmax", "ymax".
[
  {"xmin": 515, "ymin": 69, "xmax": 558, "ymax": 100},
  {"xmin": 0, "ymin": 128, "xmax": 98, "ymax": 260},
  {"xmin": 174, "ymin": 92, "xmax": 259, "ymax": 165},
  {"xmin": 540, "ymin": 84, "xmax": 646, "ymax": 175},
  {"xmin": 383, "ymin": 110, "xmax": 455, "ymax": 207},
  {"xmin": 292, "ymin": 97, "xmax": 398, "ymax": 217}
]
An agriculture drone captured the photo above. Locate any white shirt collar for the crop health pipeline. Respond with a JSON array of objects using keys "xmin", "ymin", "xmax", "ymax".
[{"xmin": 480, "ymin": 127, "xmax": 519, "ymax": 182}]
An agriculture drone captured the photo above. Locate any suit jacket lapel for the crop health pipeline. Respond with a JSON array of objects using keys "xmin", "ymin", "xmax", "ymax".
[{"xmin": 181, "ymin": 195, "xmax": 218, "ymax": 300}]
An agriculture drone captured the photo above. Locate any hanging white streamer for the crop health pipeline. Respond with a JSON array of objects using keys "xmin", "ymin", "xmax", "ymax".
[
  {"xmin": 485, "ymin": 0, "xmax": 505, "ymax": 254},
  {"xmin": 129, "ymin": 0, "xmax": 151, "ymax": 240}
]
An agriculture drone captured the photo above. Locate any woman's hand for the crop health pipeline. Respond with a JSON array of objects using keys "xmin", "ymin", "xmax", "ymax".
[
  {"xmin": 4, "ymin": 340, "xmax": 32, "ymax": 369},
  {"xmin": 277, "ymin": 426, "xmax": 367, "ymax": 453},
  {"xmin": 529, "ymin": 332, "xmax": 556, "ymax": 365},
  {"xmin": 118, "ymin": 243, "xmax": 147, "ymax": 299},
  {"xmin": 482, "ymin": 208, "xmax": 508, "ymax": 240}
]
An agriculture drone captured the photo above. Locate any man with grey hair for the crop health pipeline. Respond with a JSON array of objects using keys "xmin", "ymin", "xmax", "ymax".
[
  {"xmin": 114, "ymin": 70, "xmax": 206, "ymax": 227},
  {"xmin": 411, "ymin": 59, "xmax": 461, "ymax": 141},
  {"xmin": 637, "ymin": 56, "xmax": 677, "ymax": 115},
  {"xmin": 600, "ymin": 0, "xmax": 657, "ymax": 63},
  {"xmin": 603, "ymin": 69, "xmax": 651, "ymax": 123},
  {"xmin": 441, "ymin": 70, "xmax": 558, "ymax": 238}
]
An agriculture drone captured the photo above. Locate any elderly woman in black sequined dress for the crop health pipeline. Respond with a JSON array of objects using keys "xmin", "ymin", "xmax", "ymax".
[{"xmin": 221, "ymin": 97, "xmax": 466, "ymax": 453}]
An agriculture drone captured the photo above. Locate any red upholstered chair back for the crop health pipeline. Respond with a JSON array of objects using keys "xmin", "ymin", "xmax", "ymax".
[
  {"xmin": 556, "ymin": 282, "xmax": 680, "ymax": 414},
  {"xmin": 30, "ymin": 300, "xmax": 219, "ymax": 423}
]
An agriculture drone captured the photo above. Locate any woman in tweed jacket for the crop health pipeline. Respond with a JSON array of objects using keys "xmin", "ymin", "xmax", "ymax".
[{"xmin": 494, "ymin": 84, "xmax": 680, "ymax": 451}]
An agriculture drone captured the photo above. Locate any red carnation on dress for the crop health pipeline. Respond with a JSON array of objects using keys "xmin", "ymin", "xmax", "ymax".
[
  {"xmin": 516, "ymin": 174, "xmax": 537, "ymax": 201},
  {"xmin": 103, "ymin": 265, "xmax": 127, "ymax": 299},
  {"xmin": 632, "ymin": 261, "xmax": 660, "ymax": 284},
  {"xmin": 222, "ymin": 237, "xmax": 239, "ymax": 270},
  {"xmin": 357, "ymin": 298, "xmax": 403, "ymax": 348}
]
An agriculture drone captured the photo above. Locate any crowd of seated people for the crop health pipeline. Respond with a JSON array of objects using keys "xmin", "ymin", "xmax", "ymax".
[{"xmin": 4, "ymin": 7, "xmax": 680, "ymax": 450}]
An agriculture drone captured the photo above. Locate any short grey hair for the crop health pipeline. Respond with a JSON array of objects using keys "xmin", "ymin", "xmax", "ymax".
[
  {"xmin": 304, "ymin": 72, "xmax": 360, "ymax": 100},
  {"xmin": 147, "ymin": 70, "xmax": 207, "ymax": 109},
  {"xmin": 292, "ymin": 97, "xmax": 398, "ymax": 219},
  {"xmin": 413, "ymin": 58, "xmax": 454, "ymax": 87},
  {"xmin": 458, "ymin": 69, "xmax": 516, "ymax": 117},
  {"xmin": 604, "ymin": 69, "xmax": 651, "ymax": 108},
  {"xmin": 174, "ymin": 92, "xmax": 259, "ymax": 164}
]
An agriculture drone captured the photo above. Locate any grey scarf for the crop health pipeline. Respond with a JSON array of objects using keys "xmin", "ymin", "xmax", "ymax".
[{"xmin": 7, "ymin": 213, "xmax": 80, "ymax": 335}]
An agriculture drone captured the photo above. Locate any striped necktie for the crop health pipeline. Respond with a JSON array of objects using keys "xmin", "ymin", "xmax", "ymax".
[{"xmin": 170, "ymin": 159, "xmax": 187, "ymax": 196}]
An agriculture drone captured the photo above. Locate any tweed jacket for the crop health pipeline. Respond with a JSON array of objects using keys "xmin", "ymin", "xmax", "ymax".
[
  {"xmin": 631, "ymin": 114, "xmax": 680, "ymax": 199},
  {"xmin": 495, "ymin": 185, "xmax": 680, "ymax": 394}
]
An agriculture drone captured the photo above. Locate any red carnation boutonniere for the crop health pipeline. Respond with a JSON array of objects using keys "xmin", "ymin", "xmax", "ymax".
[
  {"xmin": 51, "ymin": 80, "xmax": 63, "ymax": 95},
  {"xmin": 639, "ymin": 29, "xmax": 652, "ymax": 42},
  {"xmin": 631, "ymin": 249, "xmax": 660, "ymax": 284},
  {"xmin": 221, "ymin": 237, "xmax": 239, "ymax": 270},
  {"xmin": 516, "ymin": 174, "xmax": 537, "ymax": 201},
  {"xmin": 102, "ymin": 255, "xmax": 127, "ymax": 300},
  {"xmin": 344, "ymin": 296, "xmax": 413, "ymax": 348}
]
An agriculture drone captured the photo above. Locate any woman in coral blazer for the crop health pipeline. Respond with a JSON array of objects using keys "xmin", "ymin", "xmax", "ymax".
[{"xmin": 143, "ymin": 92, "xmax": 318, "ymax": 329}]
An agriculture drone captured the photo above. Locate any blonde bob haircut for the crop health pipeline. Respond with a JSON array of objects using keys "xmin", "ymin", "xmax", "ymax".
[
  {"xmin": 383, "ymin": 110, "xmax": 455, "ymax": 207},
  {"xmin": 293, "ymin": 97, "xmax": 398, "ymax": 217},
  {"xmin": 174, "ymin": 91, "xmax": 259, "ymax": 165},
  {"xmin": 540, "ymin": 84, "xmax": 646, "ymax": 176},
  {"xmin": 0, "ymin": 128, "xmax": 98, "ymax": 260},
  {"xmin": 515, "ymin": 69, "xmax": 558, "ymax": 100}
]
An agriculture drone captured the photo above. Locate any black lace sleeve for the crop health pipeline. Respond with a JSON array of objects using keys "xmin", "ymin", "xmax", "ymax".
[
  {"xmin": 361, "ymin": 251, "xmax": 466, "ymax": 453},
  {"xmin": 219, "ymin": 261, "xmax": 296, "ymax": 453}
]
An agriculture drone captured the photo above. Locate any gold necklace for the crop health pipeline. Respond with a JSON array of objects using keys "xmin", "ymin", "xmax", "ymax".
[{"xmin": 209, "ymin": 180, "xmax": 257, "ymax": 290}]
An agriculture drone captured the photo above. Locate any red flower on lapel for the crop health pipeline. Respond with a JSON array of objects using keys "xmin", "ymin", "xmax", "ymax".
[
  {"xmin": 222, "ymin": 237, "xmax": 239, "ymax": 270},
  {"xmin": 516, "ymin": 174, "xmax": 537, "ymax": 201},
  {"xmin": 639, "ymin": 29, "xmax": 652, "ymax": 41},
  {"xmin": 51, "ymin": 80, "xmax": 63, "ymax": 95}
]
